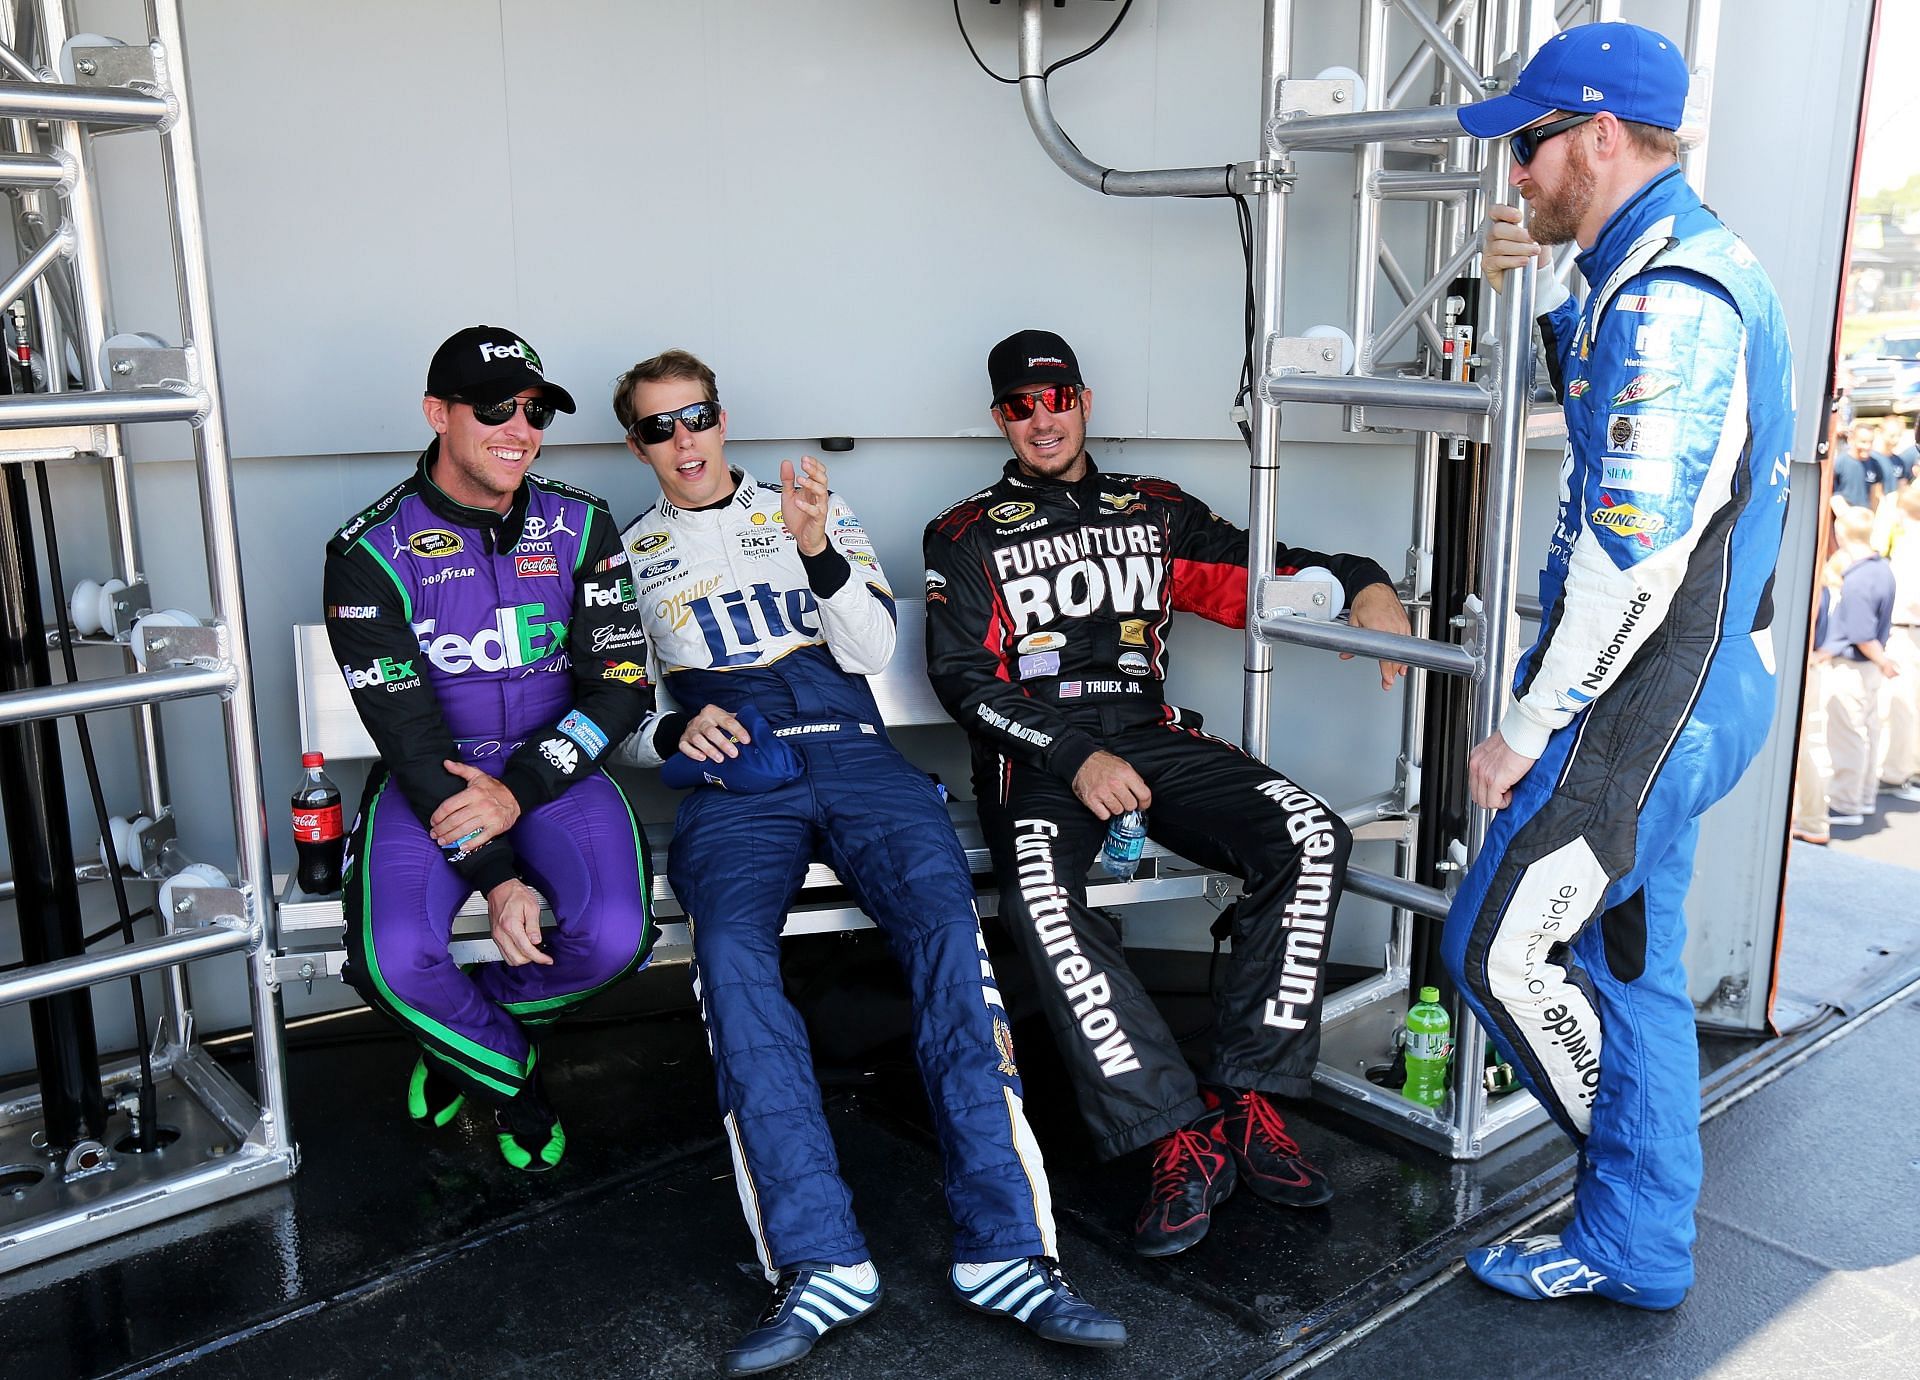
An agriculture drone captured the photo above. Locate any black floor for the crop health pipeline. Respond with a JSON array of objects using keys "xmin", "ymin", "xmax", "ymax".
[{"xmin": 5, "ymin": 944, "xmax": 1588, "ymax": 1380}]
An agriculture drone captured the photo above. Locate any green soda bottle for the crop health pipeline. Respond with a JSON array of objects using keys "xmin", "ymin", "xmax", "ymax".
[{"xmin": 1403, "ymin": 986, "xmax": 1452, "ymax": 1108}]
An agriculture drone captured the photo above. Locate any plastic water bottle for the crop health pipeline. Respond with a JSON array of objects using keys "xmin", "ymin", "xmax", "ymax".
[
  {"xmin": 291, "ymin": 752, "xmax": 345, "ymax": 895},
  {"xmin": 1403, "ymin": 986, "xmax": 1452, "ymax": 1107},
  {"xmin": 1100, "ymin": 809, "xmax": 1147, "ymax": 881}
]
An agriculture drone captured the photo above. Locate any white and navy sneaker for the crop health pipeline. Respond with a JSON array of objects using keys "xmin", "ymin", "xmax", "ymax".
[
  {"xmin": 951, "ymin": 1257, "xmax": 1128, "ymax": 1348},
  {"xmin": 1465, "ymin": 1233, "xmax": 1685, "ymax": 1311},
  {"xmin": 722, "ymin": 1261, "xmax": 883, "ymax": 1376}
]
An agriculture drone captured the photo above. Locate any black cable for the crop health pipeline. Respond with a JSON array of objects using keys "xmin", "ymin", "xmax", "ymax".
[
  {"xmin": 953, "ymin": 0, "xmax": 1137, "ymax": 85},
  {"xmin": 32, "ymin": 461, "xmax": 163, "ymax": 1149},
  {"xmin": 0, "ymin": 906, "xmax": 158, "ymax": 974},
  {"xmin": 953, "ymin": 0, "xmax": 1018, "ymax": 84},
  {"xmin": 1042, "ymin": 0, "xmax": 1135, "ymax": 78}
]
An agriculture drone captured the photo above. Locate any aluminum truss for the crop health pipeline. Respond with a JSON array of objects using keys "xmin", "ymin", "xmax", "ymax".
[
  {"xmin": 1012, "ymin": 0, "xmax": 1720, "ymax": 1158},
  {"xmin": 0, "ymin": 0, "xmax": 294, "ymax": 1272}
]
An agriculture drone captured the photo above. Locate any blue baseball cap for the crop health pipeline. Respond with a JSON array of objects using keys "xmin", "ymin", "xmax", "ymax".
[
  {"xmin": 659, "ymin": 702, "xmax": 803, "ymax": 793},
  {"xmin": 1459, "ymin": 23, "xmax": 1688, "ymax": 139}
]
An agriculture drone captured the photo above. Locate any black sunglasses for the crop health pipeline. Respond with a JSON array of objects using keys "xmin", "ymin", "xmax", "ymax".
[
  {"xmin": 630, "ymin": 401, "xmax": 721, "ymax": 445},
  {"xmin": 460, "ymin": 395, "xmax": 556, "ymax": 430},
  {"xmin": 1509, "ymin": 112, "xmax": 1595, "ymax": 167}
]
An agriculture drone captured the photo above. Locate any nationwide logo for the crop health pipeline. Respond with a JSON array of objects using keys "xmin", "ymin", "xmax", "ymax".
[
  {"xmin": 1589, "ymin": 496, "xmax": 1665, "ymax": 547},
  {"xmin": 1609, "ymin": 372, "xmax": 1679, "ymax": 407},
  {"xmin": 516, "ymin": 554, "xmax": 559, "ymax": 579},
  {"xmin": 634, "ymin": 531, "xmax": 672, "ymax": 555},
  {"xmin": 989, "ymin": 501, "xmax": 1037, "ymax": 525},
  {"xmin": 408, "ymin": 529, "xmax": 464, "ymax": 558},
  {"xmin": 601, "ymin": 660, "xmax": 647, "ymax": 684}
]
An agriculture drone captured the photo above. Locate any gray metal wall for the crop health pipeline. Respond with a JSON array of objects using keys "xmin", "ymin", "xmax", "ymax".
[{"xmin": 0, "ymin": 0, "xmax": 1865, "ymax": 1068}]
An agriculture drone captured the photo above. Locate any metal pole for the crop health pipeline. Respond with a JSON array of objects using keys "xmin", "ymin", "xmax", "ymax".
[
  {"xmin": 1259, "ymin": 370, "xmax": 1492, "ymax": 413},
  {"xmin": 148, "ymin": 0, "xmax": 292, "ymax": 1156},
  {"xmin": 0, "ymin": 923, "xmax": 250, "ymax": 1010},
  {"xmin": 0, "ymin": 84, "xmax": 169, "ymax": 127},
  {"xmin": 0, "ymin": 662, "xmax": 233, "ymax": 724},
  {"xmin": 1254, "ymin": 610, "xmax": 1479, "ymax": 676},
  {"xmin": 32, "ymin": 0, "xmax": 181, "ymax": 1047},
  {"xmin": 0, "ymin": 388, "xmax": 203, "ymax": 425},
  {"xmin": 1349, "ymin": 0, "xmax": 1388, "ymax": 403},
  {"xmin": 1015, "ymin": 0, "xmax": 1235, "ymax": 199},
  {"xmin": 0, "ymin": 218, "xmax": 70, "ymax": 315},
  {"xmin": 1242, "ymin": 0, "xmax": 1293, "ymax": 760},
  {"xmin": 1270, "ymin": 103, "xmax": 1470, "ymax": 152},
  {"xmin": 0, "ymin": 461, "xmax": 106, "ymax": 1150}
]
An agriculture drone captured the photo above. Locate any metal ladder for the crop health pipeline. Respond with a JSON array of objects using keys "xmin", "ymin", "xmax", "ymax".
[{"xmin": 0, "ymin": 0, "xmax": 293, "ymax": 1272}]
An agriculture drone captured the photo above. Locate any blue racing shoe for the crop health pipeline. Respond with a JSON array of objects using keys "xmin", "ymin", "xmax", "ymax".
[
  {"xmin": 951, "ymin": 1257, "xmax": 1127, "ymax": 1349},
  {"xmin": 1465, "ymin": 1233, "xmax": 1686, "ymax": 1311},
  {"xmin": 723, "ymin": 1262, "xmax": 883, "ymax": 1376}
]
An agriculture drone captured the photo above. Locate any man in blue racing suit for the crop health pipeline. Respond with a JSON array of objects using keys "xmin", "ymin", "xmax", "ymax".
[
  {"xmin": 1443, "ymin": 24, "xmax": 1794, "ymax": 1310},
  {"xmin": 607, "ymin": 349, "xmax": 1124, "ymax": 1376}
]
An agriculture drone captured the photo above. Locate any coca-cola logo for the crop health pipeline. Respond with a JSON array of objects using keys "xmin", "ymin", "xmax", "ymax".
[{"xmin": 292, "ymin": 805, "xmax": 343, "ymax": 841}]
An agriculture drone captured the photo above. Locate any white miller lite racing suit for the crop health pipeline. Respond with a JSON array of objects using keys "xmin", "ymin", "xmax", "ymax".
[
  {"xmin": 612, "ymin": 471, "xmax": 1056, "ymax": 1280},
  {"xmin": 923, "ymin": 459, "xmax": 1394, "ymax": 1158}
]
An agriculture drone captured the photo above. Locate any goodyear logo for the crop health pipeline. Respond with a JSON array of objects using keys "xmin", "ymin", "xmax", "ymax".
[
  {"xmin": 1609, "ymin": 372, "xmax": 1679, "ymax": 407},
  {"xmin": 989, "ymin": 501, "xmax": 1036, "ymax": 525},
  {"xmin": 408, "ymin": 529, "xmax": 464, "ymax": 558}
]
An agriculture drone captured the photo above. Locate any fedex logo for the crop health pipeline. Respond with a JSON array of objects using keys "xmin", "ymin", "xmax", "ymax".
[
  {"xmin": 480, "ymin": 339, "xmax": 541, "ymax": 371},
  {"xmin": 687, "ymin": 582, "xmax": 821, "ymax": 666},
  {"xmin": 412, "ymin": 602, "xmax": 567, "ymax": 674}
]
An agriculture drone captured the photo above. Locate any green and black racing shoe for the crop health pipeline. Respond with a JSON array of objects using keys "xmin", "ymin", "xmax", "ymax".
[
  {"xmin": 494, "ymin": 1095, "xmax": 566, "ymax": 1174},
  {"xmin": 406, "ymin": 1055, "xmax": 466, "ymax": 1129}
]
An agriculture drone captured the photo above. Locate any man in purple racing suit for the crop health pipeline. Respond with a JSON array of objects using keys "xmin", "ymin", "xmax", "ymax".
[
  {"xmin": 609, "ymin": 349, "xmax": 1123, "ymax": 1376},
  {"xmin": 324, "ymin": 326, "xmax": 656, "ymax": 1173}
]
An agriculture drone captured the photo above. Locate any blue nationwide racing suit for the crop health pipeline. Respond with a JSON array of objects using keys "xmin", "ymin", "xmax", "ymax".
[
  {"xmin": 612, "ymin": 471, "xmax": 1056, "ymax": 1280},
  {"xmin": 1442, "ymin": 166, "xmax": 1794, "ymax": 1294}
]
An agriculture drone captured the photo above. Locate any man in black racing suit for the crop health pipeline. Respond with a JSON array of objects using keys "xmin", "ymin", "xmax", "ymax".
[{"xmin": 923, "ymin": 330, "xmax": 1410, "ymax": 1257}]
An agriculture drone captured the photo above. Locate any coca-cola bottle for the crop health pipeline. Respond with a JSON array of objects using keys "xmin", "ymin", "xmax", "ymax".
[{"xmin": 291, "ymin": 752, "xmax": 345, "ymax": 894}]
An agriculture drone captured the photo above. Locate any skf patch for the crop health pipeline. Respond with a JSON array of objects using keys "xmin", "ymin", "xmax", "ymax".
[{"xmin": 1610, "ymin": 372, "xmax": 1680, "ymax": 407}]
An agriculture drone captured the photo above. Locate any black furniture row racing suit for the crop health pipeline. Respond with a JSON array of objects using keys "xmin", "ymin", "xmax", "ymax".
[{"xmin": 923, "ymin": 460, "xmax": 1393, "ymax": 1158}]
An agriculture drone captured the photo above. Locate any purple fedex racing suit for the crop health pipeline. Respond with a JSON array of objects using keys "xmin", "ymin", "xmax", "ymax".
[
  {"xmin": 323, "ymin": 446, "xmax": 656, "ymax": 1107},
  {"xmin": 613, "ymin": 471, "xmax": 1056, "ymax": 1280}
]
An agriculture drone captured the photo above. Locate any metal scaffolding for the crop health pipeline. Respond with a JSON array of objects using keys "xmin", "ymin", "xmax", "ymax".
[
  {"xmin": 1012, "ymin": 0, "xmax": 1720, "ymax": 1157},
  {"xmin": 0, "ymin": 0, "xmax": 294, "ymax": 1271}
]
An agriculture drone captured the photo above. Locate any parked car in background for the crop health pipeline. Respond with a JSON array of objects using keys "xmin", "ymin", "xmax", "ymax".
[{"xmin": 1846, "ymin": 328, "xmax": 1920, "ymax": 415}]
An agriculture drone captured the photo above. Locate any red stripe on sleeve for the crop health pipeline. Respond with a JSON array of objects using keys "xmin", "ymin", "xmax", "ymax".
[{"xmin": 1170, "ymin": 557, "xmax": 1249, "ymax": 628}]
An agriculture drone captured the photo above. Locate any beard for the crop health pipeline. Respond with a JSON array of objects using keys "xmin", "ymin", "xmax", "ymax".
[{"xmin": 1525, "ymin": 138, "xmax": 1595, "ymax": 246}]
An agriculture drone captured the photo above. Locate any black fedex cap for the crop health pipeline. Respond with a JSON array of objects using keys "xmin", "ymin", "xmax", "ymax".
[
  {"xmin": 424, "ymin": 325, "xmax": 577, "ymax": 413},
  {"xmin": 988, "ymin": 329, "xmax": 1083, "ymax": 401}
]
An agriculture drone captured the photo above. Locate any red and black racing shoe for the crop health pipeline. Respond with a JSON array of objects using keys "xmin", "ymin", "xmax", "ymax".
[
  {"xmin": 1204, "ymin": 1085, "xmax": 1333, "ymax": 1208},
  {"xmin": 1132, "ymin": 1120, "xmax": 1236, "ymax": 1257}
]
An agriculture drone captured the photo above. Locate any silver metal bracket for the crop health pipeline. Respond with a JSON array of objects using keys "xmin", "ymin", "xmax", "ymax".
[
  {"xmin": 70, "ymin": 42, "xmax": 161, "ymax": 93},
  {"xmin": 102, "ymin": 580, "xmax": 151, "ymax": 640},
  {"xmin": 1255, "ymin": 572, "xmax": 1340, "ymax": 621},
  {"xmin": 170, "ymin": 884, "xmax": 261, "ymax": 952},
  {"xmin": 1455, "ymin": 593, "xmax": 1488, "ymax": 683},
  {"xmin": 131, "ymin": 810, "xmax": 177, "ymax": 877},
  {"xmin": 139, "ymin": 619, "xmax": 226, "ymax": 670},
  {"xmin": 0, "ymin": 424, "xmax": 112, "ymax": 465},
  {"xmin": 1266, "ymin": 334, "xmax": 1342, "ymax": 376},
  {"xmin": 1274, "ymin": 77, "xmax": 1359, "ymax": 119},
  {"xmin": 267, "ymin": 948, "xmax": 348, "ymax": 993},
  {"xmin": 105, "ymin": 341, "xmax": 197, "ymax": 393}
]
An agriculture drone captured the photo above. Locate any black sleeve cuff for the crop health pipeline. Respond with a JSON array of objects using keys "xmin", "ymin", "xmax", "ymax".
[
  {"xmin": 651, "ymin": 711, "xmax": 692, "ymax": 760},
  {"xmin": 463, "ymin": 845, "xmax": 520, "ymax": 898},
  {"xmin": 799, "ymin": 544, "xmax": 852, "ymax": 598},
  {"xmin": 1047, "ymin": 732, "xmax": 1100, "ymax": 788}
]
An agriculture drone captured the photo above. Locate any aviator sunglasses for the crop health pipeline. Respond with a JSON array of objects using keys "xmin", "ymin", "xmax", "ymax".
[
  {"xmin": 460, "ymin": 395, "xmax": 557, "ymax": 430},
  {"xmin": 995, "ymin": 383, "xmax": 1082, "ymax": 422},
  {"xmin": 630, "ymin": 400, "xmax": 721, "ymax": 445},
  {"xmin": 1509, "ymin": 112, "xmax": 1595, "ymax": 167}
]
